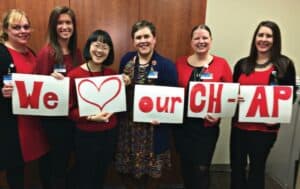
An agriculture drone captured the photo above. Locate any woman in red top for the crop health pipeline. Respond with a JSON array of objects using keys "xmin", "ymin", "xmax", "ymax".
[
  {"xmin": 36, "ymin": 6, "xmax": 82, "ymax": 189},
  {"xmin": 68, "ymin": 29, "xmax": 118, "ymax": 189},
  {"xmin": 174, "ymin": 24, "xmax": 232, "ymax": 189},
  {"xmin": 230, "ymin": 21, "xmax": 296, "ymax": 189},
  {"xmin": 0, "ymin": 9, "xmax": 49, "ymax": 189}
]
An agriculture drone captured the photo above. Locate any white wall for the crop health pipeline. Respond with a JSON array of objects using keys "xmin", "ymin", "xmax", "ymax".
[{"xmin": 206, "ymin": 0, "xmax": 300, "ymax": 164}]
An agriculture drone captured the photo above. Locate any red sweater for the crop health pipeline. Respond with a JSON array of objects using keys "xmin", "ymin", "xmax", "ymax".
[
  {"xmin": 176, "ymin": 55, "xmax": 233, "ymax": 127},
  {"xmin": 233, "ymin": 65, "xmax": 279, "ymax": 133},
  {"xmin": 176, "ymin": 55, "xmax": 232, "ymax": 88},
  {"xmin": 36, "ymin": 44, "xmax": 82, "ymax": 75},
  {"xmin": 67, "ymin": 66, "xmax": 117, "ymax": 132}
]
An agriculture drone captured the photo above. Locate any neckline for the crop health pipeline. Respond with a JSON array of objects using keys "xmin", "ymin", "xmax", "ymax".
[
  {"xmin": 255, "ymin": 61, "xmax": 271, "ymax": 68},
  {"xmin": 86, "ymin": 62, "xmax": 102, "ymax": 76},
  {"xmin": 187, "ymin": 55, "xmax": 213, "ymax": 68}
]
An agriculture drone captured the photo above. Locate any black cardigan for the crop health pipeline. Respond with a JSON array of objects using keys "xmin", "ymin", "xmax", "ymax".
[
  {"xmin": 0, "ymin": 43, "xmax": 24, "ymax": 169},
  {"xmin": 233, "ymin": 56, "xmax": 297, "ymax": 102}
]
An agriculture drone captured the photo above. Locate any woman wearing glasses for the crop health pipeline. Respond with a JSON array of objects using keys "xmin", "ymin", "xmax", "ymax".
[{"xmin": 0, "ymin": 9, "xmax": 49, "ymax": 189}]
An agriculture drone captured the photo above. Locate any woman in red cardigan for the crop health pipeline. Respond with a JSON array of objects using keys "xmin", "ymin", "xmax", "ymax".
[
  {"xmin": 36, "ymin": 6, "xmax": 82, "ymax": 189},
  {"xmin": 174, "ymin": 24, "xmax": 232, "ymax": 189},
  {"xmin": 67, "ymin": 29, "xmax": 118, "ymax": 189}
]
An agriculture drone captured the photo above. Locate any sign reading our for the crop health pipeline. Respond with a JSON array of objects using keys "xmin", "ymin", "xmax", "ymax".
[
  {"xmin": 12, "ymin": 73, "xmax": 69, "ymax": 116},
  {"xmin": 133, "ymin": 85, "xmax": 185, "ymax": 123},
  {"xmin": 75, "ymin": 74, "xmax": 126, "ymax": 116},
  {"xmin": 239, "ymin": 85, "xmax": 293, "ymax": 123},
  {"xmin": 187, "ymin": 82, "xmax": 240, "ymax": 118}
]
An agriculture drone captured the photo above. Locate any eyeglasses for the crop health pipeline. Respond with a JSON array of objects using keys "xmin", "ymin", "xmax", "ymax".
[
  {"xmin": 91, "ymin": 42, "xmax": 110, "ymax": 51},
  {"xmin": 10, "ymin": 24, "xmax": 31, "ymax": 31}
]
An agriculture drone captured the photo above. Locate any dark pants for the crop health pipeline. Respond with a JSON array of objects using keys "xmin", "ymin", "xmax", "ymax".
[
  {"xmin": 39, "ymin": 118, "xmax": 74, "ymax": 189},
  {"xmin": 175, "ymin": 121, "xmax": 219, "ymax": 189},
  {"xmin": 230, "ymin": 127, "xmax": 277, "ymax": 189},
  {"xmin": 180, "ymin": 158, "xmax": 210, "ymax": 189},
  {"xmin": 75, "ymin": 127, "xmax": 117, "ymax": 189},
  {"xmin": 6, "ymin": 164, "xmax": 24, "ymax": 189}
]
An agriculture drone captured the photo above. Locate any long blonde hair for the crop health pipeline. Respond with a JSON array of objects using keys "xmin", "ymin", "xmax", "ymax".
[{"xmin": 0, "ymin": 9, "xmax": 30, "ymax": 43}]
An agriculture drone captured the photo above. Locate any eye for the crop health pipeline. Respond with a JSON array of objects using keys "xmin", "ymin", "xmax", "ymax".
[
  {"xmin": 135, "ymin": 36, "xmax": 142, "ymax": 40},
  {"xmin": 11, "ymin": 24, "xmax": 31, "ymax": 30},
  {"xmin": 257, "ymin": 33, "xmax": 264, "ymax": 37}
]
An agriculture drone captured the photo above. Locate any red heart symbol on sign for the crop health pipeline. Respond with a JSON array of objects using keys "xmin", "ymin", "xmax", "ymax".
[{"xmin": 78, "ymin": 76, "xmax": 122, "ymax": 111}]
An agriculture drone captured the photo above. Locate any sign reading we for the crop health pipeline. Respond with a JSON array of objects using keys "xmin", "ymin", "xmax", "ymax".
[
  {"xmin": 12, "ymin": 73, "xmax": 69, "ymax": 116},
  {"xmin": 187, "ymin": 82, "xmax": 240, "ymax": 118},
  {"xmin": 239, "ymin": 85, "xmax": 293, "ymax": 123},
  {"xmin": 75, "ymin": 74, "xmax": 126, "ymax": 117}
]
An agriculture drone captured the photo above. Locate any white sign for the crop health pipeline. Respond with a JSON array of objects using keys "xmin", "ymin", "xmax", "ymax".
[
  {"xmin": 187, "ymin": 82, "xmax": 239, "ymax": 118},
  {"xmin": 75, "ymin": 74, "xmax": 126, "ymax": 116},
  {"xmin": 239, "ymin": 85, "xmax": 293, "ymax": 123},
  {"xmin": 133, "ymin": 85, "xmax": 185, "ymax": 123},
  {"xmin": 12, "ymin": 73, "xmax": 69, "ymax": 116}
]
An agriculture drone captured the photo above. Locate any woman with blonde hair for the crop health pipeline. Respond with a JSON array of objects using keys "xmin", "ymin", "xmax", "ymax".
[{"xmin": 0, "ymin": 9, "xmax": 49, "ymax": 189}]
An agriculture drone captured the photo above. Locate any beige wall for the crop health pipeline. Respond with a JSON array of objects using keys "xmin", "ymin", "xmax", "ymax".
[{"xmin": 206, "ymin": 0, "xmax": 300, "ymax": 164}]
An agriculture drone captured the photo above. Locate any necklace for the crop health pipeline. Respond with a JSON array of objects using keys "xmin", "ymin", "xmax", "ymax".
[
  {"xmin": 255, "ymin": 61, "xmax": 271, "ymax": 68},
  {"xmin": 86, "ymin": 62, "xmax": 93, "ymax": 76},
  {"xmin": 86, "ymin": 62, "xmax": 102, "ymax": 77}
]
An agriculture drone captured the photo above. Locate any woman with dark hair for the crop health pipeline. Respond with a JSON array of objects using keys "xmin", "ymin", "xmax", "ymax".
[
  {"xmin": 68, "ymin": 29, "xmax": 117, "ymax": 189},
  {"xmin": 230, "ymin": 20, "xmax": 296, "ymax": 189},
  {"xmin": 0, "ymin": 9, "xmax": 49, "ymax": 189},
  {"xmin": 36, "ymin": 6, "xmax": 82, "ymax": 189},
  {"xmin": 174, "ymin": 24, "xmax": 232, "ymax": 189},
  {"xmin": 114, "ymin": 20, "xmax": 178, "ymax": 189}
]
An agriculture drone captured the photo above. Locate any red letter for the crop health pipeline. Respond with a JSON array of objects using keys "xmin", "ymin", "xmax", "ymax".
[
  {"xmin": 246, "ymin": 87, "xmax": 269, "ymax": 117},
  {"xmin": 156, "ymin": 97, "xmax": 169, "ymax": 112},
  {"xmin": 208, "ymin": 84, "xmax": 223, "ymax": 113},
  {"xmin": 272, "ymin": 86, "xmax": 292, "ymax": 117},
  {"xmin": 139, "ymin": 96, "xmax": 153, "ymax": 113},
  {"xmin": 15, "ymin": 81, "xmax": 43, "ymax": 109},
  {"xmin": 170, "ymin": 97, "xmax": 182, "ymax": 113},
  {"xmin": 190, "ymin": 83, "xmax": 206, "ymax": 113},
  {"xmin": 43, "ymin": 92, "xmax": 58, "ymax": 109}
]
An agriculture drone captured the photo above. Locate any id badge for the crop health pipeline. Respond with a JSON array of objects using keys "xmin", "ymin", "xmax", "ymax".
[
  {"xmin": 54, "ymin": 64, "xmax": 66, "ymax": 73},
  {"xmin": 3, "ymin": 74, "xmax": 12, "ymax": 85},
  {"xmin": 148, "ymin": 70, "xmax": 158, "ymax": 79},
  {"xmin": 200, "ymin": 72, "xmax": 213, "ymax": 80}
]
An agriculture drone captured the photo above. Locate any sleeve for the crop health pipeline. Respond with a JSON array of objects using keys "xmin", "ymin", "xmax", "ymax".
[
  {"xmin": 222, "ymin": 59, "xmax": 233, "ymax": 82},
  {"xmin": 119, "ymin": 52, "xmax": 132, "ymax": 74},
  {"xmin": 67, "ymin": 72, "xmax": 86, "ymax": 122},
  {"xmin": 233, "ymin": 60, "xmax": 243, "ymax": 83},
  {"xmin": 36, "ymin": 46, "xmax": 54, "ymax": 75},
  {"xmin": 279, "ymin": 59, "xmax": 297, "ymax": 103},
  {"xmin": 159, "ymin": 59, "xmax": 178, "ymax": 87}
]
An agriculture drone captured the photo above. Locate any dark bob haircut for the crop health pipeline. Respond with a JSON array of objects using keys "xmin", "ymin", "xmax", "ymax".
[{"xmin": 83, "ymin": 29, "xmax": 114, "ymax": 66}]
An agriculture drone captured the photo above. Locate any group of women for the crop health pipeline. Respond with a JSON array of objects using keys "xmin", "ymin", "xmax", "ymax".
[{"xmin": 0, "ymin": 5, "xmax": 296, "ymax": 189}]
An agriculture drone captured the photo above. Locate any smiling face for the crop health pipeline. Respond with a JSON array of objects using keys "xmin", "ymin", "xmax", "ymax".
[
  {"xmin": 56, "ymin": 13, "xmax": 73, "ymax": 41},
  {"xmin": 255, "ymin": 26, "xmax": 274, "ymax": 55},
  {"xmin": 5, "ymin": 16, "xmax": 31, "ymax": 46},
  {"xmin": 89, "ymin": 41, "xmax": 110, "ymax": 65},
  {"xmin": 191, "ymin": 27, "xmax": 212, "ymax": 55},
  {"xmin": 133, "ymin": 27, "xmax": 156, "ymax": 57}
]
